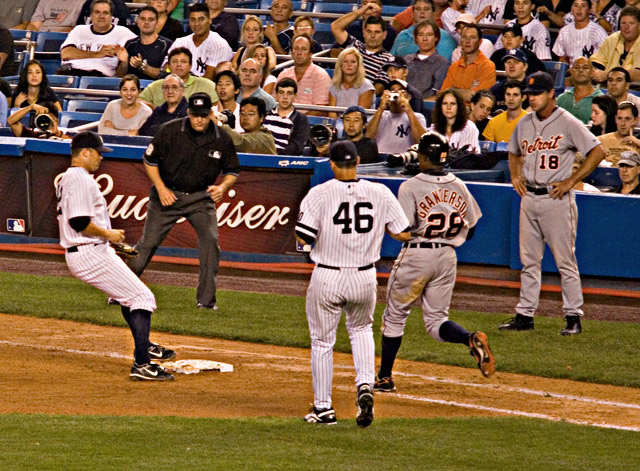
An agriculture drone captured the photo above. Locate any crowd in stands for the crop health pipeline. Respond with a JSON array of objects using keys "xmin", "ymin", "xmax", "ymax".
[{"xmin": 2, "ymin": 0, "xmax": 640, "ymax": 192}]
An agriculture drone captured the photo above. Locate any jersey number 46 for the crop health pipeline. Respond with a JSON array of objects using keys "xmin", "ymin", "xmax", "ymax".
[{"xmin": 333, "ymin": 202, "xmax": 373, "ymax": 234}]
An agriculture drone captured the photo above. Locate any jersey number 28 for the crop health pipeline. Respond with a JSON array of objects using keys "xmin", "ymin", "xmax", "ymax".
[
  {"xmin": 333, "ymin": 202, "xmax": 373, "ymax": 234},
  {"xmin": 424, "ymin": 211, "xmax": 463, "ymax": 239}
]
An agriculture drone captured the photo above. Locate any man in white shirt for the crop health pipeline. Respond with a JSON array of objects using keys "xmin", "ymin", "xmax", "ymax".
[
  {"xmin": 167, "ymin": 2, "xmax": 232, "ymax": 80},
  {"xmin": 26, "ymin": 0, "xmax": 84, "ymax": 32},
  {"xmin": 59, "ymin": 0, "xmax": 135, "ymax": 77},
  {"xmin": 552, "ymin": 0, "xmax": 608, "ymax": 66},
  {"xmin": 366, "ymin": 79, "xmax": 427, "ymax": 154}
]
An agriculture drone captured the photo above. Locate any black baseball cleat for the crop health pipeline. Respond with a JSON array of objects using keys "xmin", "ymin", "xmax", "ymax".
[
  {"xmin": 355, "ymin": 384, "xmax": 374, "ymax": 428},
  {"xmin": 469, "ymin": 331, "xmax": 496, "ymax": 378},
  {"xmin": 196, "ymin": 303, "xmax": 218, "ymax": 311},
  {"xmin": 498, "ymin": 314, "xmax": 534, "ymax": 331},
  {"xmin": 148, "ymin": 342, "xmax": 176, "ymax": 361},
  {"xmin": 373, "ymin": 375, "xmax": 396, "ymax": 393},
  {"xmin": 303, "ymin": 406, "xmax": 337, "ymax": 425},
  {"xmin": 130, "ymin": 362, "xmax": 174, "ymax": 381},
  {"xmin": 561, "ymin": 315, "xmax": 582, "ymax": 335}
]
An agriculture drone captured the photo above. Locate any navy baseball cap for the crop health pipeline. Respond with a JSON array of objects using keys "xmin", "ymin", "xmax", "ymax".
[
  {"xmin": 342, "ymin": 105, "xmax": 368, "ymax": 123},
  {"xmin": 388, "ymin": 79, "xmax": 408, "ymax": 90},
  {"xmin": 188, "ymin": 92, "xmax": 213, "ymax": 116},
  {"xmin": 382, "ymin": 56, "xmax": 408, "ymax": 71},
  {"xmin": 71, "ymin": 131, "xmax": 112, "ymax": 152},
  {"xmin": 503, "ymin": 22, "xmax": 523, "ymax": 37},
  {"xmin": 329, "ymin": 140, "xmax": 358, "ymax": 163},
  {"xmin": 502, "ymin": 48, "xmax": 528, "ymax": 64},
  {"xmin": 523, "ymin": 72, "xmax": 554, "ymax": 94}
]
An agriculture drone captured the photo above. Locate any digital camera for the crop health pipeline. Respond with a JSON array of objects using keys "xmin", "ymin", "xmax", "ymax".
[
  {"xmin": 34, "ymin": 113, "xmax": 54, "ymax": 133},
  {"xmin": 309, "ymin": 123, "xmax": 336, "ymax": 148}
]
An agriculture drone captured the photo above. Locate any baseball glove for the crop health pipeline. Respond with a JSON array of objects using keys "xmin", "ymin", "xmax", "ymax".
[{"xmin": 111, "ymin": 242, "xmax": 139, "ymax": 259}]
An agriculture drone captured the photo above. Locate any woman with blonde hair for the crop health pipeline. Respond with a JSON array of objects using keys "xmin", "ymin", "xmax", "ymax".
[
  {"xmin": 243, "ymin": 43, "xmax": 277, "ymax": 95},
  {"xmin": 328, "ymin": 48, "xmax": 374, "ymax": 119},
  {"xmin": 232, "ymin": 16, "xmax": 277, "ymax": 72}
]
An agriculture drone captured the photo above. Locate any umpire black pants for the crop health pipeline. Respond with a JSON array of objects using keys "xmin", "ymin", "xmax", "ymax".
[{"xmin": 128, "ymin": 187, "xmax": 220, "ymax": 308}]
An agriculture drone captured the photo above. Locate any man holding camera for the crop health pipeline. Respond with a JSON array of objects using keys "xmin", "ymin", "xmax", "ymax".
[
  {"xmin": 366, "ymin": 80, "xmax": 426, "ymax": 154},
  {"xmin": 8, "ymin": 102, "xmax": 70, "ymax": 139},
  {"xmin": 218, "ymin": 97, "xmax": 277, "ymax": 155}
]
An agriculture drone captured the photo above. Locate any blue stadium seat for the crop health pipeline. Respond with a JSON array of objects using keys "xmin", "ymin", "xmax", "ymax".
[
  {"xmin": 496, "ymin": 142, "xmax": 508, "ymax": 152},
  {"xmin": 35, "ymin": 32, "xmax": 68, "ymax": 52},
  {"xmin": 313, "ymin": 2, "xmax": 358, "ymax": 21},
  {"xmin": 542, "ymin": 61, "xmax": 568, "ymax": 96},
  {"xmin": 47, "ymin": 75, "xmax": 79, "ymax": 88},
  {"xmin": 314, "ymin": 22, "xmax": 335, "ymax": 46},
  {"xmin": 78, "ymin": 76, "xmax": 122, "ymax": 91},
  {"xmin": 59, "ymin": 111, "xmax": 103, "ymax": 128},
  {"xmin": 479, "ymin": 140, "xmax": 496, "ymax": 152},
  {"xmin": 66, "ymin": 100, "xmax": 109, "ymax": 113},
  {"xmin": 9, "ymin": 30, "xmax": 37, "ymax": 41},
  {"xmin": 307, "ymin": 116, "xmax": 335, "ymax": 127},
  {"xmin": 381, "ymin": 5, "xmax": 406, "ymax": 16}
]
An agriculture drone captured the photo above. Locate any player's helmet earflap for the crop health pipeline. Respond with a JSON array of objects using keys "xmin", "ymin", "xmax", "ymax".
[{"xmin": 418, "ymin": 131, "xmax": 449, "ymax": 165}]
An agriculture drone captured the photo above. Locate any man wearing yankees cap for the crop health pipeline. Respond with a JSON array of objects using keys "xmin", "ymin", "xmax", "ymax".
[
  {"xmin": 56, "ymin": 131, "xmax": 174, "ymax": 381},
  {"xmin": 296, "ymin": 140, "xmax": 410, "ymax": 427}
]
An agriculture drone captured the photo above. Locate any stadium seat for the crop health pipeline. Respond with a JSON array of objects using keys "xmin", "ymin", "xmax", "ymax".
[
  {"xmin": 78, "ymin": 76, "xmax": 122, "ymax": 91},
  {"xmin": 496, "ymin": 142, "xmax": 508, "ymax": 152},
  {"xmin": 31, "ymin": 52, "xmax": 62, "ymax": 75},
  {"xmin": 307, "ymin": 116, "xmax": 335, "ymax": 127},
  {"xmin": 66, "ymin": 100, "xmax": 109, "ymax": 113},
  {"xmin": 381, "ymin": 5, "xmax": 406, "ymax": 16},
  {"xmin": 58, "ymin": 111, "xmax": 102, "ymax": 128},
  {"xmin": 542, "ymin": 61, "xmax": 568, "ymax": 96},
  {"xmin": 9, "ymin": 29, "xmax": 37, "ymax": 41},
  {"xmin": 314, "ymin": 22, "xmax": 335, "ymax": 47},
  {"xmin": 479, "ymin": 141, "xmax": 496, "ymax": 152},
  {"xmin": 35, "ymin": 32, "xmax": 68, "ymax": 52},
  {"xmin": 313, "ymin": 2, "xmax": 358, "ymax": 22},
  {"xmin": 47, "ymin": 75, "xmax": 79, "ymax": 88}
]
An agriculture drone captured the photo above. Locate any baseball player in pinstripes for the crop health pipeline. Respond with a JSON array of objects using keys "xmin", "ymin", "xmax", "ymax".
[
  {"xmin": 500, "ymin": 72, "xmax": 606, "ymax": 335},
  {"xmin": 375, "ymin": 132, "xmax": 494, "ymax": 393},
  {"xmin": 295, "ymin": 141, "xmax": 410, "ymax": 427},
  {"xmin": 56, "ymin": 131, "xmax": 174, "ymax": 381}
]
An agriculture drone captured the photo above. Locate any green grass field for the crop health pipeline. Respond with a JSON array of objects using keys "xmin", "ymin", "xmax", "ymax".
[{"xmin": 1, "ymin": 271, "xmax": 639, "ymax": 469}]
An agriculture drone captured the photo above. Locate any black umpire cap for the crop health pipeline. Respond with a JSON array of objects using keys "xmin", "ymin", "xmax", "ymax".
[
  {"xmin": 188, "ymin": 92, "xmax": 213, "ymax": 116},
  {"xmin": 71, "ymin": 131, "xmax": 112, "ymax": 153},
  {"xmin": 329, "ymin": 140, "xmax": 358, "ymax": 163}
]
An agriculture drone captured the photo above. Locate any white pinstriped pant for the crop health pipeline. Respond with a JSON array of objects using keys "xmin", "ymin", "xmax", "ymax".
[
  {"xmin": 306, "ymin": 266, "xmax": 377, "ymax": 410},
  {"xmin": 65, "ymin": 244, "xmax": 156, "ymax": 313}
]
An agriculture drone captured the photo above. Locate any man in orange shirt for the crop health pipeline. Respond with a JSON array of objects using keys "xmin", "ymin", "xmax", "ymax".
[{"xmin": 440, "ymin": 24, "xmax": 495, "ymax": 102}]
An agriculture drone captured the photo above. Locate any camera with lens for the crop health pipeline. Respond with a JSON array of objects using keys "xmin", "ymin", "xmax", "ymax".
[
  {"xmin": 309, "ymin": 123, "xmax": 336, "ymax": 148},
  {"xmin": 387, "ymin": 143, "xmax": 419, "ymax": 167},
  {"xmin": 389, "ymin": 91, "xmax": 401, "ymax": 102},
  {"xmin": 34, "ymin": 113, "xmax": 54, "ymax": 134},
  {"xmin": 213, "ymin": 109, "xmax": 236, "ymax": 129}
]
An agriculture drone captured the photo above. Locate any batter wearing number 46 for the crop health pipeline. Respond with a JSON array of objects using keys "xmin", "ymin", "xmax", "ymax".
[
  {"xmin": 502, "ymin": 72, "xmax": 606, "ymax": 335},
  {"xmin": 376, "ymin": 132, "xmax": 494, "ymax": 393},
  {"xmin": 295, "ymin": 141, "xmax": 410, "ymax": 427}
]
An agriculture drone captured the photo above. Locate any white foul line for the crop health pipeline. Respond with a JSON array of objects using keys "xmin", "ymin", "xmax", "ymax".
[{"xmin": 2, "ymin": 339, "xmax": 640, "ymax": 431}]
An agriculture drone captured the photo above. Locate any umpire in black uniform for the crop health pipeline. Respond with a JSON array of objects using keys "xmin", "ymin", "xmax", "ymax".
[{"xmin": 128, "ymin": 92, "xmax": 240, "ymax": 309}]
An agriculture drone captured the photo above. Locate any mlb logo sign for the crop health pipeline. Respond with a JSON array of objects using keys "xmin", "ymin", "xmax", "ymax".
[{"xmin": 7, "ymin": 219, "xmax": 26, "ymax": 233}]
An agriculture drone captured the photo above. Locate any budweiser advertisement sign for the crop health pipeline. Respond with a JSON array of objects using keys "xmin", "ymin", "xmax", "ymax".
[{"xmin": 4, "ymin": 153, "xmax": 311, "ymax": 254}]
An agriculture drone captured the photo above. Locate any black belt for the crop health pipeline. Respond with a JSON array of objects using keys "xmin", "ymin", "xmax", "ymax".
[
  {"xmin": 66, "ymin": 243, "xmax": 101, "ymax": 253},
  {"xmin": 317, "ymin": 263, "xmax": 374, "ymax": 271},
  {"xmin": 404, "ymin": 242, "xmax": 450, "ymax": 249},
  {"xmin": 526, "ymin": 185, "xmax": 549, "ymax": 195}
]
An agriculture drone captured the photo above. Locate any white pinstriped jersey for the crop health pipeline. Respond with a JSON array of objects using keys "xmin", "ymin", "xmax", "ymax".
[
  {"xmin": 470, "ymin": 0, "xmax": 507, "ymax": 25},
  {"xmin": 441, "ymin": 8, "xmax": 463, "ymax": 42},
  {"xmin": 552, "ymin": 22, "xmax": 608, "ymax": 66},
  {"xmin": 56, "ymin": 167, "xmax": 110, "ymax": 249},
  {"xmin": 296, "ymin": 179, "xmax": 409, "ymax": 267},
  {"xmin": 168, "ymin": 32, "xmax": 233, "ymax": 77},
  {"xmin": 399, "ymin": 172, "xmax": 481, "ymax": 247},
  {"xmin": 508, "ymin": 107, "xmax": 600, "ymax": 186},
  {"xmin": 495, "ymin": 20, "xmax": 551, "ymax": 61}
]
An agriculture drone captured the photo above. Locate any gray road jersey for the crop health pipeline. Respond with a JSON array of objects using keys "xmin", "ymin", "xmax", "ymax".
[
  {"xmin": 398, "ymin": 172, "xmax": 482, "ymax": 247},
  {"xmin": 508, "ymin": 107, "xmax": 600, "ymax": 186}
]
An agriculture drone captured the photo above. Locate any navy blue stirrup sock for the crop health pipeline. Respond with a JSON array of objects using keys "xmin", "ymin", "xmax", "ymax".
[
  {"xmin": 126, "ymin": 309, "xmax": 151, "ymax": 365},
  {"xmin": 439, "ymin": 320, "xmax": 470, "ymax": 344},
  {"xmin": 378, "ymin": 335, "xmax": 403, "ymax": 378}
]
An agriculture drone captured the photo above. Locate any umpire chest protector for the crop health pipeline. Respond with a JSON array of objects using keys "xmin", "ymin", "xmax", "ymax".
[{"xmin": 144, "ymin": 117, "xmax": 239, "ymax": 194}]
